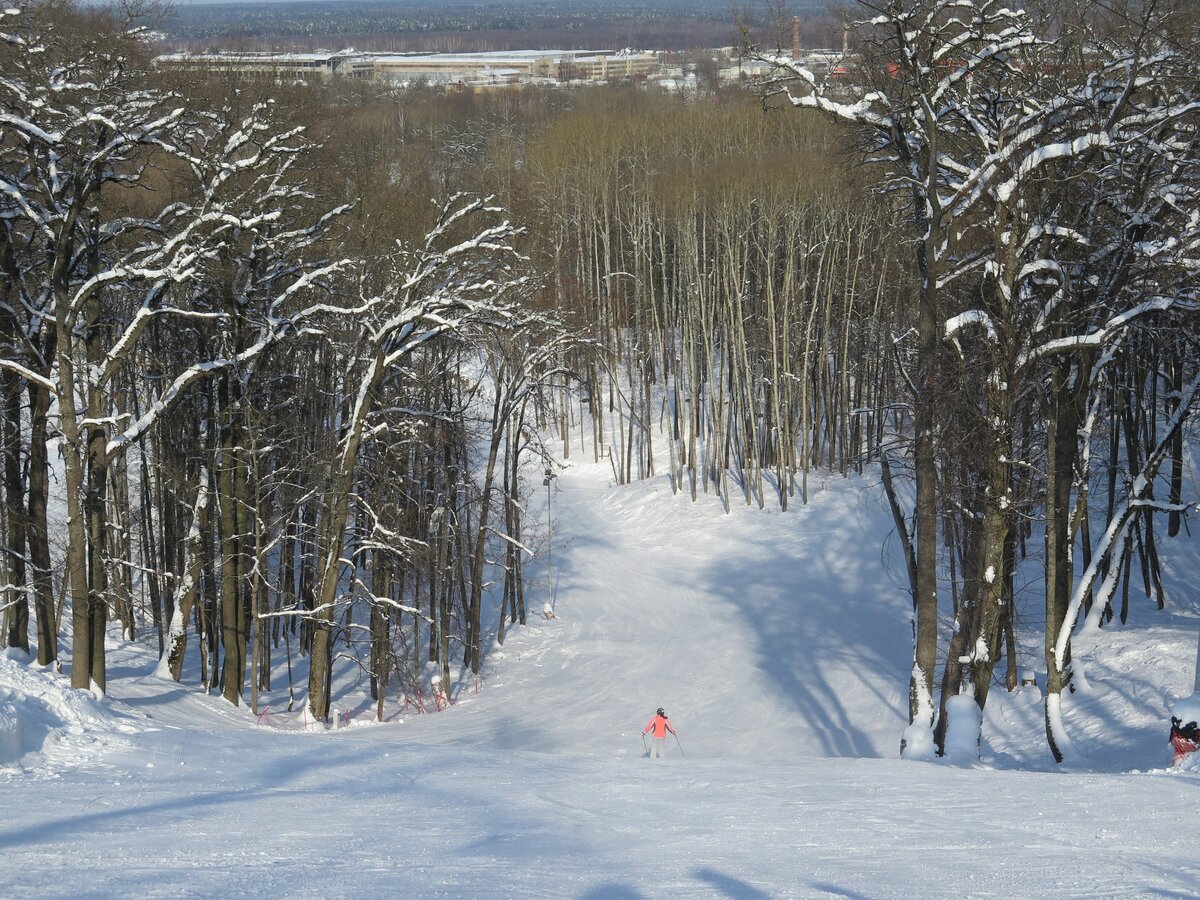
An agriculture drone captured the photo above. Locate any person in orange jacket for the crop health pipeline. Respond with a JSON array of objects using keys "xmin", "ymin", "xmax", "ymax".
[{"xmin": 643, "ymin": 707, "xmax": 676, "ymax": 759}]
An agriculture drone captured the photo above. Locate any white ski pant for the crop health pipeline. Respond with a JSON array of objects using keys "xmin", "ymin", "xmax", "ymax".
[{"xmin": 650, "ymin": 737, "xmax": 666, "ymax": 759}]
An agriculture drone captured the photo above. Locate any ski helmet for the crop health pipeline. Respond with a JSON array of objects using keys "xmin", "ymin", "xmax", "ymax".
[{"xmin": 657, "ymin": 708, "xmax": 665, "ymax": 716}]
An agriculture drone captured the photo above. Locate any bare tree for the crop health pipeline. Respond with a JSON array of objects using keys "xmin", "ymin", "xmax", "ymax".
[{"xmin": 304, "ymin": 195, "xmax": 525, "ymax": 721}]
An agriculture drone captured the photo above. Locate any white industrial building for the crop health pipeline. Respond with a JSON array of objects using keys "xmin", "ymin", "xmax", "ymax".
[{"xmin": 159, "ymin": 49, "xmax": 659, "ymax": 86}]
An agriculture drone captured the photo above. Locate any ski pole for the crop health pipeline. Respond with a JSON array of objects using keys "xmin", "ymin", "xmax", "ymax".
[
  {"xmin": 673, "ymin": 733, "xmax": 685, "ymax": 757},
  {"xmin": 641, "ymin": 733, "xmax": 648, "ymax": 755}
]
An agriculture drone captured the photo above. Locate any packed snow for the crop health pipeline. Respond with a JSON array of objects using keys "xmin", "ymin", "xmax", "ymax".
[{"xmin": 3, "ymin": 455, "xmax": 1199, "ymax": 897}]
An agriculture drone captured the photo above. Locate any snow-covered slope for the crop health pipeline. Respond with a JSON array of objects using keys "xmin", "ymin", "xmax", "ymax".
[
  {"xmin": 406, "ymin": 455, "xmax": 1200, "ymax": 771},
  {"xmin": 2, "ymin": 456, "xmax": 1199, "ymax": 897},
  {"xmin": 404, "ymin": 457, "xmax": 911, "ymax": 761}
]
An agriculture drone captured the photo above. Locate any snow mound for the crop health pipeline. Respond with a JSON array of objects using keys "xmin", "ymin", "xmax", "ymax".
[
  {"xmin": 944, "ymin": 694, "xmax": 983, "ymax": 762},
  {"xmin": 0, "ymin": 653, "xmax": 140, "ymax": 775},
  {"xmin": 1177, "ymin": 754, "xmax": 1200, "ymax": 773}
]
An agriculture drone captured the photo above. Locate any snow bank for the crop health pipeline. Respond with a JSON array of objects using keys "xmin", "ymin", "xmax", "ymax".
[
  {"xmin": 1178, "ymin": 755, "xmax": 1200, "ymax": 773},
  {"xmin": 0, "ymin": 653, "xmax": 137, "ymax": 773}
]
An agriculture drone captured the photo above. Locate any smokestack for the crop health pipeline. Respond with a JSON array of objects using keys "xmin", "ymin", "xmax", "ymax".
[{"xmin": 792, "ymin": 16, "xmax": 801, "ymax": 61}]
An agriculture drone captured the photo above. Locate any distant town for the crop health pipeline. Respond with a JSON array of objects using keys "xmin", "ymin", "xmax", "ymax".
[
  {"xmin": 154, "ymin": 0, "xmax": 847, "ymax": 90},
  {"xmin": 157, "ymin": 23, "xmax": 850, "ymax": 92}
]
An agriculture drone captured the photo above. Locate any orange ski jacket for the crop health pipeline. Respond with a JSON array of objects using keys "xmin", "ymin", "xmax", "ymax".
[{"xmin": 643, "ymin": 714, "xmax": 675, "ymax": 738}]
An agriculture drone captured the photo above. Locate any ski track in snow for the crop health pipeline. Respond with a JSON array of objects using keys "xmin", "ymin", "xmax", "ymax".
[{"xmin": 2, "ymin": 457, "xmax": 1199, "ymax": 897}]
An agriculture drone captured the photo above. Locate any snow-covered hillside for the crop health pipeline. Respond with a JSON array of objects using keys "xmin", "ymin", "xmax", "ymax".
[
  {"xmin": 3, "ymin": 456, "xmax": 1199, "ymax": 897},
  {"xmin": 404, "ymin": 458, "xmax": 912, "ymax": 762}
]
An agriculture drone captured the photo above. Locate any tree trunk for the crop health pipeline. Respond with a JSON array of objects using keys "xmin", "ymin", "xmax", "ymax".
[
  {"xmin": 163, "ymin": 469, "xmax": 210, "ymax": 682},
  {"xmin": 219, "ymin": 396, "xmax": 246, "ymax": 706},
  {"xmin": 2, "ymin": 363, "xmax": 27, "ymax": 652},
  {"xmin": 968, "ymin": 377, "xmax": 1015, "ymax": 719},
  {"xmin": 308, "ymin": 352, "xmax": 383, "ymax": 721},
  {"xmin": 27, "ymin": 382, "xmax": 56, "ymax": 665},
  {"xmin": 905, "ymin": 227, "xmax": 941, "ymax": 756},
  {"xmin": 1044, "ymin": 360, "xmax": 1083, "ymax": 762},
  {"xmin": 467, "ymin": 391, "xmax": 506, "ymax": 675}
]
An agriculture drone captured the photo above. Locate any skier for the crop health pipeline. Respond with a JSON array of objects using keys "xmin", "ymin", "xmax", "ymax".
[{"xmin": 643, "ymin": 707, "xmax": 676, "ymax": 759}]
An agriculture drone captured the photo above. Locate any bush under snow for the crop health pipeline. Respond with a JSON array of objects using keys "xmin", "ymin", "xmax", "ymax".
[{"xmin": 944, "ymin": 695, "xmax": 983, "ymax": 761}]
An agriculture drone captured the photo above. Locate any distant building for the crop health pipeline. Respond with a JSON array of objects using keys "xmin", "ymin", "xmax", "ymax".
[
  {"xmin": 157, "ymin": 50, "xmax": 375, "ymax": 80},
  {"xmin": 158, "ymin": 49, "xmax": 659, "ymax": 85},
  {"xmin": 371, "ymin": 51, "xmax": 559, "ymax": 83},
  {"xmin": 564, "ymin": 52, "xmax": 659, "ymax": 81}
]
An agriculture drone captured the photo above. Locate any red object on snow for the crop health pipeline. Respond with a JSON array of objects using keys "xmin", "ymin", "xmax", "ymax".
[
  {"xmin": 1171, "ymin": 732, "xmax": 1198, "ymax": 765},
  {"xmin": 1170, "ymin": 717, "xmax": 1200, "ymax": 765}
]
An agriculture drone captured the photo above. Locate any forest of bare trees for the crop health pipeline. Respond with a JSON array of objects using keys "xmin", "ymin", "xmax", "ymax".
[
  {"xmin": 757, "ymin": 0, "xmax": 1200, "ymax": 759},
  {"xmin": 0, "ymin": 3, "xmax": 568, "ymax": 723},
  {"xmin": 2, "ymin": 0, "xmax": 1198, "ymax": 763}
]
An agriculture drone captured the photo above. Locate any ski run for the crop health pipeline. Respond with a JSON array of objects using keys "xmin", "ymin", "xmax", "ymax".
[{"xmin": 4, "ymin": 454, "xmax": 1199, "ymax": 898}]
